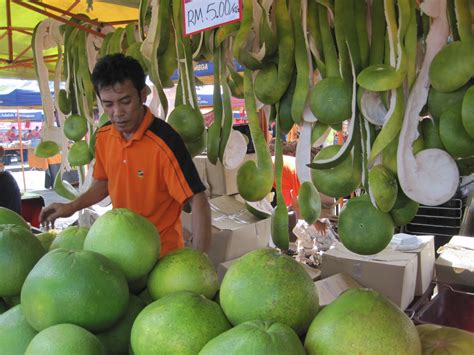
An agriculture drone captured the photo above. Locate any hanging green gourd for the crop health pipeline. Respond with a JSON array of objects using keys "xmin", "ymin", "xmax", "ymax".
[
  {"xmin": 271, "ymin": 118, "xmax": 289, "ymax": 251},
  {"xmin": 237, "ymin": 70, "xmax": 274, "ymax": 202}
]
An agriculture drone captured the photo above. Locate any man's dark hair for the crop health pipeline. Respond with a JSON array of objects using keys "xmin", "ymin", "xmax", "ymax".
[{"xmin": 91, "ymin": 53, "xmax": 146, "ymax": 96}]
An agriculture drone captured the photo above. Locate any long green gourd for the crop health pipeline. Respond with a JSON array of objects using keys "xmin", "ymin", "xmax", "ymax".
[
  {"xmin": 271, "ymin": 117, "xmax": 289, "ymax": 251},
  {"xmin": 369, "ymin": 0, "xmax": 386, "ymax": 66},
  {"xmin": 404, "ymin": 0, "xmax": 418, "ymax": 89},
  {"xmin": 357, "ymin": 0, "xmax": 408, "ymax": 92},
  {"xmin": 207, "ymin": 45, "xmax": 223, "ymax": 165},
  {"xmin": 355, "ymin": 0, "xmax": 369, "ymax": 69},
  {"xmin": 454, "ymin": 0, "xmax": 473, "ymax": 43},
  {"xmin": 218, "ymin": 57, "xmax": 235, "ymax": 162},
  {"xmin": 237, "ymin": 70, "xmax": 274, "ymax": 202},
  {"xmin": 309, "ymin": 1, "xmax": 353, "ymax": 126},
  {"xmin": 254, "ymin": 0, "xmax": 295, "ymax": 105},
  {"xmin": 289, "ymin": 0, "xmax": 309, "ymax": 124},
  {"xmin": 334, "ymin": 0, "xmax": 353, "ymax": 80},
  {"xmin": 168, "ymin": 0, "xmax": 204, "ymax": 143},
  {"xmin": 277, "ymin": 70, "xmax": 296, "ymax": 134},
  {"xmin": 232, "ymin": 0, "xmax": 264, "ymax": 70},
  {"xmin": 307, "ymin": 0, "xmax": 325, "ymax": 77}
]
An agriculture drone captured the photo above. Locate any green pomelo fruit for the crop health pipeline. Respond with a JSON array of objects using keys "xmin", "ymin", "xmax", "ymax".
[
  {"xmin": 64, "ymin": 114, "xmax": 88, "ymax": 142},
  {"xmin": 200, "ymin": 320, "xmax": 305, "ymax": 355},
  {"xmin": 357, "ymin": 64, "xmax": 404, "ymax": 92},
  {"xmin": 98, "ymin": 112, "xmax": 109, "ymax": 127},
  {"xmin": 0, "ymin": 224, "xmax": 45, "ymax": 297},
  {"xmin": 439, "ymin": 105, "xmax": 474, "ymax": 158},
  {"xmin": 25, "ymin": 323, "xmax": 104, "ymax": 355},
  {"xmin": 304, "ymin": 288, "xmax": 421, "ymax": 354},
  {"xmin": 167, "ymin": 104, "xmax": 205, "ymax": 142},
  {"xmin": 428, "ymin": 82, "xmax": 470, "ymax": 119},
  {"xmin": 311, "ymin": 145, "xmax": 361, "ymax": 198},
  {"xmin": 147, "ymin": 248, "xmax": 218, "ymax": 300},
  {"xmin": 429, "ymin": 41, "xmax": 474, "ymax": 93},
  {"xmin": 0, "ymin": 207, "xmax": 30, "ymax": 230},
  {"xmin": 130, "ymin": 291, "xmax": 231, "ymax": 355},
  {"xmin": 368, "ymin": 165, "xmax": 398, "ymax": 212},
  {"xmin": 416, "ymin": 324, "xmax": 474, "ymax": 354},
  {"xmin": 35, "ymin": 140, "xmax": 60, "ymax": 158},
  {"xmin": 219, "ymin": 248, "xmax": 319, "ymax": 336},
  {"xmin": 309, "ymin": 78, "xmax": 352, "ymax": 125},
  {"xmin": 49, "ymin": 226, "xmax": 88, "ymax": 251},
  {"xmin": 84, "ymin": 208, "xmax": 160, "ymax": 282},
  {"xmin": 68, "ymin": 141, "xmax": 93, "ymax": 166},
  {"xmin": 298, "ymin": 181, "xmax": 321, "ymax": 224},
  {"xmin": 96, "ymin": 295, "xmax": 145, "ymax": 355},
  {"xmin": 21, "ymin": 248, "xmax": 129, "ymax": 332},
  {"xmin": 420, "ymin": 118, "xmax": 445, "ymax": 150},
  {"xmin": 0, "ymin": 305, "xmax": 37, "ymax": 355},
  {"xmin": 338, "ymin": 196, "xmax": 394, "ymax": 255},
  {"xmin": 36, "ymin": 231, "xmax": 56, "ymax": 251},
  {"xmin": 245, "ymin": 198, "xmax": 273, "ymax": 219},
  {"xmin": 58, "ymin": 89, "xmax": 72, "ymax": 115},
  {"xmin": 185, "ymin": 131, "xmax": 207, "ymax": 157},
  {"xmin": 462, "ymin": 85, "xmax": 474, "ymax": 139},
  {"xmin": 237, "ymin": 160, "xmax": 274, "ymax": 202},
  {"xmin": 390, "ymin": 189, "xmax": 419, "ymax": 226}
]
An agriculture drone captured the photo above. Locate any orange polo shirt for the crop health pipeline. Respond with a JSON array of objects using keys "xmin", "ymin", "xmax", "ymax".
[{"xmin": 93, "ymin": 108, "xmax": 206, "ymax": 256}]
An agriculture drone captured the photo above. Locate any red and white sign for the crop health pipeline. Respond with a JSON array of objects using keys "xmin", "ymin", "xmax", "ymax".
[{"xmin": 183, "ymin": 0, "xmax": 242, "ymax": 36}]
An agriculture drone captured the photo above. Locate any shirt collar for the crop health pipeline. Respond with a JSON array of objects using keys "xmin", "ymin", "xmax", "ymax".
[{"xmin": 110, "ymin": 106, "xmax": 153, "ymax": 142}]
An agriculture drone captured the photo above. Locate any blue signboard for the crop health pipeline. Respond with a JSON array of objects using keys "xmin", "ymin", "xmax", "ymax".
[
  {"xmin": 0, "ymin": 111, "xmax": 43, "ymax": 121},
  {"xmin": 170, "ymin": 60, "xmax": 245, "ymax": 81}
]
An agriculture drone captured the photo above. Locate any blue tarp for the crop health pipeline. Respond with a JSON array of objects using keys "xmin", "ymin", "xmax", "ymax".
[{"xmin": 0, "ymin": 88, "xmax": 43, "ymax": 107}]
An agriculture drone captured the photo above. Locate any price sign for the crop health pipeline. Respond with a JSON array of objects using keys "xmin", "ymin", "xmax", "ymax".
[{"xmin": 183, "ymin": 0, "xmax": 242, "ymax": 36}]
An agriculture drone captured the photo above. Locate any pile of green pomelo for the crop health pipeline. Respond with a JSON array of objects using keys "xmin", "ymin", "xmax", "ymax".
[{"xmin": 1, "ymin": 206, "xmax": 473, "ymax": 354}]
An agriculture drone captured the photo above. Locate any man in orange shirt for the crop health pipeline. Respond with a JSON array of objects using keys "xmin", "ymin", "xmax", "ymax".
[{"xmin": 40, "ymin": 54, "xmax": 211, "ymax": 256}]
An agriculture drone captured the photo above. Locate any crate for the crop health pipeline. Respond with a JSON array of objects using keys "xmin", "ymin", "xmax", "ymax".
[
  {"xmin": 402, "ymin": 198, "xmax": 466, "ymax": 253},
  {"xmin": 413, "ymin": 284, "xmax": 474, "ymax": 332}
]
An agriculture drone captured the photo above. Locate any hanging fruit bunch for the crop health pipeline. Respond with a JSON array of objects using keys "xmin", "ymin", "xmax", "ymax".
[{"xmin": 31, "ymin": 0, "xmax": 473, "ymax": 254}]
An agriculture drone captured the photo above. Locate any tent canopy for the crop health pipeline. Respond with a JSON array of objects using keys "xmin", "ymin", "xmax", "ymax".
[
  {"xmin": 0, "ymin": 88, "xmax": 44, "ymax": 107},
  {"xmin": 0, "ymin": 0, "xmax": 139, "ymax": 80}
]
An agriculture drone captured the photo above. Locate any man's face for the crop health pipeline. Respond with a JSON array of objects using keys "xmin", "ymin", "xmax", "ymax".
[{"xmin": 99, "ymin": 80, "xmax": 147, "ymax": 139}]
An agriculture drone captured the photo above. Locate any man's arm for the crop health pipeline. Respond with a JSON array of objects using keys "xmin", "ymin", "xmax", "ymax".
[
  {"xmin": 189, "ymin": 191, "xmax": 211, "ymax": 252},
  {"xmin": 40, "ymin": 179, "xmax": 109, "ymax": 228}
]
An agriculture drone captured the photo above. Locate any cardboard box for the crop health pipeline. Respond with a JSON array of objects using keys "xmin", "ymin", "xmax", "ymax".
[
  {"xmin": 204, "ymin": 154, "xmax": 256, "ymax": 196},
  {"xmin": 182, "ymin": 195, "xmax": 271, "ymax": 267},
  {"xmin": 435, "ymin": 235, "xmax": 474, "ymax": 287},
  {"xmin": 393, "ymin": 235, "xmax": 435, "ymax": 296},
  {"xmin": 321, "ymin": 242, "xmax": 418, "ymax": 310},
  {"xmin": 315, "ymin": 273, "xmax": 363, "ymax": 307},
  {"xmin": 217, "ymin": 257, "xmax": 322, "ymax": 285}
]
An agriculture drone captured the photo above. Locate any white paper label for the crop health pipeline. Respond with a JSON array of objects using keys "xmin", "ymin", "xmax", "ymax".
[{"xmin": 183, "ymin": 0, "xmax": 242, "ymax": 36}]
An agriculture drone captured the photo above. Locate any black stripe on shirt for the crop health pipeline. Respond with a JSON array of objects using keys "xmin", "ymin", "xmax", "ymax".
[{"xmin": 147, "ymin": 117, "xmax": 206, "ymax": 195}]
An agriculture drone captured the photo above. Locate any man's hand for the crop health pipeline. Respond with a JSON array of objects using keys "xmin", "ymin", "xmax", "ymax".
[
  {"xmin": 40, "ymin": 203, "xmax": 76, "ymax": 230},
  {"xmin": 189, "ymin": 192, "xmax": 211, "ymax": 253}
]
